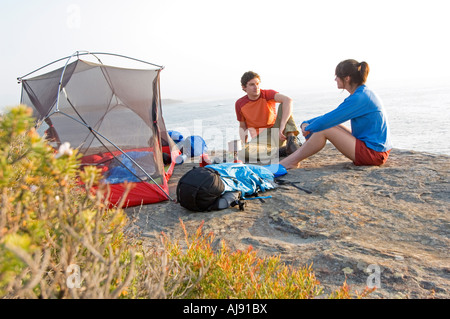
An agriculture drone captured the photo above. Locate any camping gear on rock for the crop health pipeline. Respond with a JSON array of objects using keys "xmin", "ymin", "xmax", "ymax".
[
  {"xmin": 18, "ymin": 51, "xmax": 179, "ymax": 207},
  {"xmin": 212, "ymin": 191, "xmax": 244, "ymax": 210},
  {"xmin": 176, "ymin": 163, "xmax": 276, "ymax": 212},
  {"xmin": 175, "ymin": 154, "xmax": 188, "ymax": 165},
  {"xmin": 199, "ymin": 153, "xmax": 212, "ymax": 167},
  {"xmin": 275, "ymin": 178, "xmax": 312, "ymax": 194},
  {"xmin": 207, "ymin": 163, "xmax": 276, "ymax": 197},
  {"xmin": 168, "ymin": 130, "xmax": 184, "ymax": 144},
  {"xmin": 182, "ymin": 135, "xmax": 207, "ymax": 157},
  {"xmin": 228, "ymin": 139, "xmax": 243, "ymax": 163},
  {"xmin": 263, "ymin": 163, "xmax": 288, "ymax": 177},
  {"xmin": 176, "ymin": 167, "xmax": 225, "ymax": 212}
]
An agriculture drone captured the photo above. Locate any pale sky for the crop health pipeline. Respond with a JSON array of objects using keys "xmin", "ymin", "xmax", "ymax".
[{"xmin": 1, "ymin": 0, "xmax": 449, "ymax": 107}]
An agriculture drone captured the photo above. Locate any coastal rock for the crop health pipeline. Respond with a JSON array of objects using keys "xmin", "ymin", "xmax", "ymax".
[{"xmin": 127, "ymin": 144, "xmax": 450, "ymax": 299}]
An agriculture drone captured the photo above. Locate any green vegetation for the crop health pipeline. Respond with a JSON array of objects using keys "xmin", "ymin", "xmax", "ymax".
[
  {"xmin": 165, "ymin": 221, "xmax": 323, "ymax": 299},
  {"xmin": 0, "ymin": 105, "xmax": 372, "ymax": 299}
]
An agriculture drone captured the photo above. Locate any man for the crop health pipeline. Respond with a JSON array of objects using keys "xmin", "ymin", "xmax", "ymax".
[{"xmin": 235, "ymin": 71, "xmax": 301, "ymax": 163}]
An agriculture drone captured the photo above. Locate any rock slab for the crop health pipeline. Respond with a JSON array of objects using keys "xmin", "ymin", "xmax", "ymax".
[{"xmin": 127, "ymin": 145, "xmax": 450, "ymax": 299}]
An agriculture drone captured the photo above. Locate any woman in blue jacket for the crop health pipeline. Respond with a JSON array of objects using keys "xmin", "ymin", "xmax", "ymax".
[{"xmin": 280, "ymin": 59, "xmax": 392, "ymax": 169}]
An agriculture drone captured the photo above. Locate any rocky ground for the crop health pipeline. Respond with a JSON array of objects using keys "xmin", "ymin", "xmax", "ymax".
[{"xmin": 125, "ymin": 145, "xmax": 449, "ymax": 299}]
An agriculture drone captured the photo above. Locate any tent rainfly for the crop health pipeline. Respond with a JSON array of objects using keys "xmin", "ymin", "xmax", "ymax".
[{"xmin": 18, "ymin": 51, "xmax": 179, "ymax": 207}]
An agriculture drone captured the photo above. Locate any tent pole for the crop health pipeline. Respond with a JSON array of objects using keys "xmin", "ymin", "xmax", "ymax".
[
  {"xmin": 54, "ymin": 51, "xmax": 80, "ymax": 112},
  {"xmin": 18, "ymin": 51, "xmax": 163, "ymax": 81},
  {"xmin": 17, "ymin": 55, "xmax": 74, "ymax": 82},
  {"xmin": 56, "ymin": 110, "xmax": 174, "ymax": 202},
  {"xmin": 86, "ymin": 52, "xmax": 164, "ymax": 69}
]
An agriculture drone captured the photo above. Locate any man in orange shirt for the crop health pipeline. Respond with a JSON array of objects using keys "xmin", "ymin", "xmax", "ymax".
[{"xmin": 235, "ymin": 71, "xmax": 300, "ymax": 163}]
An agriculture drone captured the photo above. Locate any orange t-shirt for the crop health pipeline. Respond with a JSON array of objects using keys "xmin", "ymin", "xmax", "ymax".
[{"xmin": 235, "ymin": 89, "xmax": 278, "ymax": 138}]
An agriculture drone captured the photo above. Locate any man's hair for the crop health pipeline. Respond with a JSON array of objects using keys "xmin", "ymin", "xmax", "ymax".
[{"xmin": 241, "ymin": 71, "xmax": 260, "ymax": 87}]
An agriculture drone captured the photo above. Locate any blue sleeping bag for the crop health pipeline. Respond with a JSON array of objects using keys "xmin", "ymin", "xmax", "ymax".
[
  {"xmin": 105, "ymin": 151, "xmax": 155, "ymax": 184},
  {"xmin": 205, "ymin": 162, "xmax": 276, "ymax": 197}
]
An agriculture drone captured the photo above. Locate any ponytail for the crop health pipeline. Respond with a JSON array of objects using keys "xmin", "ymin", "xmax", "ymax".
[
  {"xmin": 358, "ymin": 61, "xmax": 370, "ymax": 85},
  {"xmin": 335, "ymin": 59, "xmax": 370, "ymax": 86}
]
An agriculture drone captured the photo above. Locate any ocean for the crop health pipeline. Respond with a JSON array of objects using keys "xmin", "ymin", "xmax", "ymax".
[{"xmin": 162, "ymin": 84, "xmax": 450, "ymax": 156}]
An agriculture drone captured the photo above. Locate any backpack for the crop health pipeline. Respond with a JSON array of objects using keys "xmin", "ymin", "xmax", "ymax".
[
  {"xmin": 176, "ymin": 163, "xmax": 277, "ymax": 212},
  {"xmin": 176, "ymin": 167, "xmax": 225, "ymax": 212}
]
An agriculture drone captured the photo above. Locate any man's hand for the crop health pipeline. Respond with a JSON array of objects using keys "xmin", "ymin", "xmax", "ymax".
[
  {"xmin": 274, "ymin": 93, "xmax": 293, "ymax": 141},
  {"xmin": 239, "ymin": 121, "xmax": 248, "ymax": 144},
  {"xmin": 279, "ymin": 124, "xmax": 287, "ymax": 141}
]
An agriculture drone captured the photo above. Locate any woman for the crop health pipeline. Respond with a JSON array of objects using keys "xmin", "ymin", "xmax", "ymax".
[{"xmin": 280, "ymin": 59, "xmax": 392, "ymax": 169}]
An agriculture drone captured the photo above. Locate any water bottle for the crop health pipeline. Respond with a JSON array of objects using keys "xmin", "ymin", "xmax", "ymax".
[{"xmin": 175, "ymin": 154, "xmax": 187, "ymax": 164}]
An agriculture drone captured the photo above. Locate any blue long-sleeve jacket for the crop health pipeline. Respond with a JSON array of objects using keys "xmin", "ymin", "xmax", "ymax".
[{"xmin": 303, "ymin": 85, "xmax": 392, "ymax": 152}]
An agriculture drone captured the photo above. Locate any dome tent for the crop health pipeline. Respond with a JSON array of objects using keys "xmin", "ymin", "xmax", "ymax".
[{"xmin": 18, "ymin": 51, "xmax": 179, "ymax": 207}]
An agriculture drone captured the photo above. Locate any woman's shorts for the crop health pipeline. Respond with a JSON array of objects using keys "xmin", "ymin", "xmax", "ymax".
[{"xmin": 354, "ymin": 139, "xmax": 390, "ymax": 166}]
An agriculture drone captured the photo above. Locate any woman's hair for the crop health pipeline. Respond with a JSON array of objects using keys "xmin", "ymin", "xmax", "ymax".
[
  {"xmin": 335, "ymin": 59, "xmax": 370, "ymax": 86},
  {"xmin": 241, "ymin": 71, "xmax": 260, "ymax": 87}
]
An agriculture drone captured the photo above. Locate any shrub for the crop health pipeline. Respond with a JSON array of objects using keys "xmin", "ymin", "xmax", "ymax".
[
  {"xmin": 0, "ymin": 105, "xmax": 136, "ymax": 298},
  {"xmin": 0, "ymin": 105, "xmax": 371, "ymax": 299},
  {"xmin": 164, "ymin": 220, "xmax": 323, "ymax": 299},
  {"xmin": 0, "ymin": 105, "xmax": 205, "ymax": 299}
]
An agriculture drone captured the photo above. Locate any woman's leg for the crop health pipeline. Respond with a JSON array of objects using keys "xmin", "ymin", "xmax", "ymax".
[{"xmin": 280, "ymin": 125, "xmax": 356, "ymax": 169}]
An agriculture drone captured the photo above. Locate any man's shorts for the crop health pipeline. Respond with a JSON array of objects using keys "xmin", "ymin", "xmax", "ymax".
[{"xmin": 354, "ymin": 139, "xmax": 390, "ymax": 166}]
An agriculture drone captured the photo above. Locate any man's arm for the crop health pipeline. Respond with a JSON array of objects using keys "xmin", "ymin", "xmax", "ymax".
[{"xmin": 274, "ymin": 93, "xmax": 293, "ymax": 140}]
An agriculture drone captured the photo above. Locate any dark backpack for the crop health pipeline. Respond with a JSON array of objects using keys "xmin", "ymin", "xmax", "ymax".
[{"xmin": 176, "ymin": 167, "xmax": 225, "ymax": 212}]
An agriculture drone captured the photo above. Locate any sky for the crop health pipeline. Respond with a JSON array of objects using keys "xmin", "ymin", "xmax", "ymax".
[{"xmin": 1, "ymin": 0, "xmax": 449, "ymax": 108}]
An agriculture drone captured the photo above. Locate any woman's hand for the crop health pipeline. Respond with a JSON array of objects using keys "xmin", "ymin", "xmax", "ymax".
[{"xmin": 300, "ymin": 123, "xmax": 310, "ymax": 138}]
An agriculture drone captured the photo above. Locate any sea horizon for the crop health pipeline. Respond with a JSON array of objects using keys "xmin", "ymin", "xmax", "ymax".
[
  {"xmin": 161, "ymin": 83, "xmax": 450, "ymax": 157},
  {"xmin": 2, "ymin": 82, "xmax": 449, "ymax": 157}
]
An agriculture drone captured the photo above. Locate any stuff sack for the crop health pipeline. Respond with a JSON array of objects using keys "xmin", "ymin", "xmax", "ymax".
[
  {"xmin": 182, "ymin": 135, "xmax": 208, "ymax": 157},
  {"xmin": 168, "ymin": 130, "xmax": 184, "ymax": 144},
  {"xmin": 176, "ymin": 167, "xmax": 225, "ymax": 212},
  {"xmin": 210, "ymin": 191, "xmax": 244, "ymax": 211}
]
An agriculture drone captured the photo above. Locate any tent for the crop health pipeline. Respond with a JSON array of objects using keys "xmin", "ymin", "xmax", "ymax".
[{"xmin": 18, "ymin": 51, "xmax": 179, "ymax": 207}]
